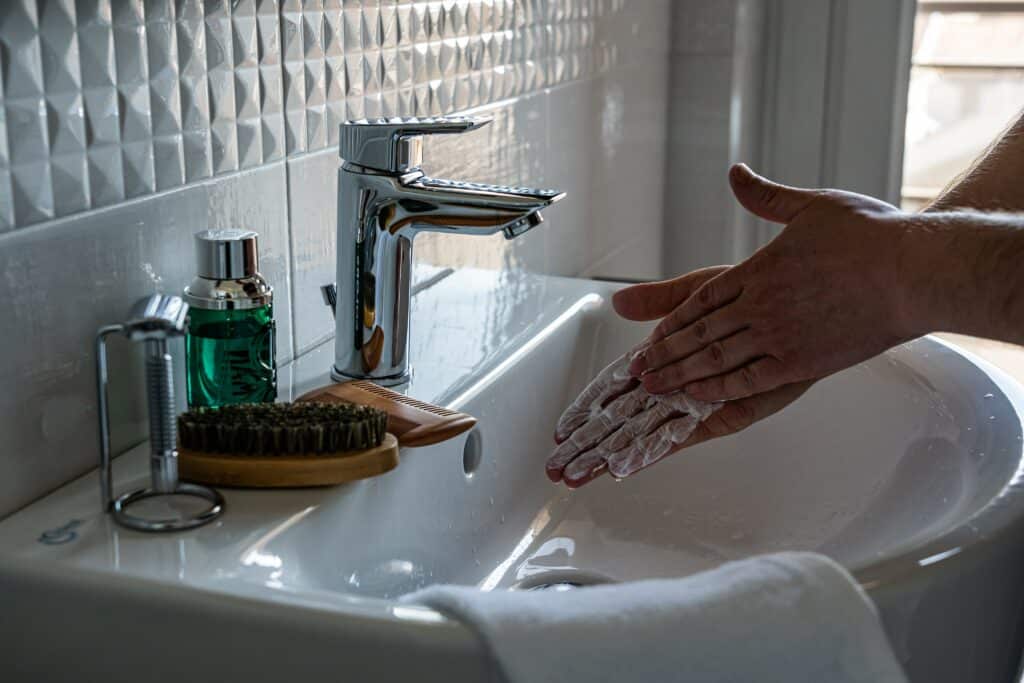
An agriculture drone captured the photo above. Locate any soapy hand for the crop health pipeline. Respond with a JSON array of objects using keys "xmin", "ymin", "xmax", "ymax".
[
  {"xmin": 547, "ymin": 346, "xmax": 720, "ymax": 487},
  {"xmin": 547, "ymin": 347, "xmax": 813, "ymax": 487},
  {"xmin": 547, "ymin": 267, "xmax": 727, "ymax": 486},
  {"xmin": 548, "ymin": 266, "xmax": 814, "ymax": 487}
]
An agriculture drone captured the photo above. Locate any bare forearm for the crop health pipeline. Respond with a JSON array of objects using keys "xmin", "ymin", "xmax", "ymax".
[
  {"xmin": 900, "ymin": 211, "xmax": 1024, "ymax": 345},
  {"xmin": 927, "ymin": 112, "xmax": 1024, "ymax": 212}
]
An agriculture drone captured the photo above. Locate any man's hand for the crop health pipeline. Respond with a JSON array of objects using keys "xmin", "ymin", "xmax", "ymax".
[
  {"xmin": 547, "ymin": 266, "xmax": 815, "ymax": 488},
  {"xmin": 612, "ymin": 265, "xmax": 732, "ymax": 322},
  {"xmin": 547, "ymin": 362, "xmax": 719, "ymax": 488},
  {"xmin": 629, "ymin": 164, "xmax": 916, "ymax": 402},
  {"xmin": 545, "ymin": 268, "xmax": 725, "ymax": 487}
]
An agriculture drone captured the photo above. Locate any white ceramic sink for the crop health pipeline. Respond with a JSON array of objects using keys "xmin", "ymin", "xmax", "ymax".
[{"xmin": 4, "ymin": 269, "xmax": 1024, "ymax": 683}]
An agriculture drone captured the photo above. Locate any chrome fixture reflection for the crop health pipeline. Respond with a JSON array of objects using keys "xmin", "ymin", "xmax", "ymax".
[
  {"xmin": 95, "ymin": 295, "xmax": 224, "ymax": 532},
  {"xmin": 327, "ymin": 116, "xmax": 565, "ymax": 386}
]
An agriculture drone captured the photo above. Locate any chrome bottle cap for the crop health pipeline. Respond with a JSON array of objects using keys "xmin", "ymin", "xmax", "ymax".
[
  {"xmin": 185, "ymin": 229, "xmax": 272, "ymax": 310},
  {"xmin": 195, "ymin": 229, "xmax": 259, "ymax": 280}
]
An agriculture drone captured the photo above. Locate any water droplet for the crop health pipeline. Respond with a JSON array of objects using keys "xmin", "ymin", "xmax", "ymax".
[
  {"xmin": 990, "ymin": 416, "xmax": 997, "ymax": 421},
  {"xmin": 475, "ymin": 559, "xmax": 481, "ymax": 567},
  {"xmin": 489, "ymin": 497, "xmax": 494, "ymax": 506},
  {"xmin": 984, "ymin": 393, "xmax": 994, "ymax": 400},
  {"xmin": 499, "ymin": 515, "xmax": 505, "ymax": 524}
]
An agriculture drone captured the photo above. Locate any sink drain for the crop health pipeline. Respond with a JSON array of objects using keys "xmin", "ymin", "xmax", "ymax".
[
  {"xmin": 527, "ymin": 581, "xmax": 584, "ymax": 592},
  {"xmin": 511, "ymin": 570, "xmax": 615, "ymax": 592}
]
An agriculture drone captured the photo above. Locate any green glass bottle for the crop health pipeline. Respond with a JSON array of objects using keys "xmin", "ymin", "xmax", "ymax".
[{"xmin": 184, "ymin": 229, "xmax": 277, "ymax": 408}]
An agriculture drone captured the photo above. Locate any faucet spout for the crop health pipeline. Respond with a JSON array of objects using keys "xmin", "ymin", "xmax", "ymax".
[
  {"xmin": 332, "ymin": 117, "xmax": 565, "ymax": 385},
  {"xmin": 386, "ymin": 174, "xmax": 564, "ymax": 238}
]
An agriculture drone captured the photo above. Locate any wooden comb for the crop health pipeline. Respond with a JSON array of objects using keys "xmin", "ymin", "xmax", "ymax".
[{"xmin": 297, "ymin": 380, "xmax": 476, "ymax": 447}]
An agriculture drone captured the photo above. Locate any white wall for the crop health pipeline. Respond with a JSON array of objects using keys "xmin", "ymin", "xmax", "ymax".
[
  {"xmin": 663, "ymin": 0, "xmax": 749, "ymax": 276},
  {"xmin": 663, "ymin": 0, "xmax": 915, "ymax": 274},
  {"xmin": 0, "ymin": 0, "xmax": 671, "ymax": 517}
]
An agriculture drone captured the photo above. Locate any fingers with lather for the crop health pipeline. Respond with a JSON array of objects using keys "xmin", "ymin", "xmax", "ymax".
[
  {"xmin": 554, "ymin": 350, "xmax": 640, "ymax": 442},
  {"xmin": 606, "ymin": 412, "xmax": 711, "ymax": 479},
  {"xmin": 555, "ymin": 391, "xmax": 718, "ymax": 486},
  {"xmin": 559, "ymin": 398, "xmax": 670, "ymax": 486},
  {"xmin": 546, "ymin": 386, "xmax": 648, "ymax": 481}
]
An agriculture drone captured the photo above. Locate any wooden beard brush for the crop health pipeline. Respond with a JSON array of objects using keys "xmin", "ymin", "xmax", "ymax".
[{"xmin": 177, "ymin": 402, "xmax": 398, "ymax": 488}]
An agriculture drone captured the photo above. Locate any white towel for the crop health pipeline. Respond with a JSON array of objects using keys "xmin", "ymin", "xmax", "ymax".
[{"xmin": 402, "ymin": 552, "xmax": 907, "ymax": 683}]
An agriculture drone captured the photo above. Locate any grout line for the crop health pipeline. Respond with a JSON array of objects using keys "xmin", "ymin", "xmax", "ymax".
[
  {"xmin": 282, "ymin": 155, "xmax": 299, "ymax": 366},
  {"xmin": 277, "ymin": 2, "xmax": 300, "ymax": 367}
]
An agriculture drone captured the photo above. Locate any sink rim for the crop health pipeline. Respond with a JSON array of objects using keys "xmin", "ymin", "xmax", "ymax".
[
  {"xmin": 3, "ymin": 272, "xmax": 1024, "ymax": 631},
  {"xmin": 844, "ymin": 335, "xmax": 1024, "ymax": 591}
]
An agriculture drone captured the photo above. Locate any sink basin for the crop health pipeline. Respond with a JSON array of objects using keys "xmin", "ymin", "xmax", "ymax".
[{"xmin": 3, "ymin": 269, "xmax": 1024, "ymax": 683}]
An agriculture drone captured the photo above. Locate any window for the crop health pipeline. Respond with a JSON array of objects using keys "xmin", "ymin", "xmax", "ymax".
[{"xmin": 901, "ymin": 0, "xmax": 1024, "ymax": 210}]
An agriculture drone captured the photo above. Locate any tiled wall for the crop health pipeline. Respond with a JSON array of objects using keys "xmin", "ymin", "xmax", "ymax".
[
  {"xmin": 0, "ymin": 0, "xmax": 635, "ymax": 229},
  {"xmin": 0, "ymin": 1, "xmax": 670, "ymax": 516}
]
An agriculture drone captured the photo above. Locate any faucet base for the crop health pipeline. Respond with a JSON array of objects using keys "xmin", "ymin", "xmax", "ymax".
[{"xmin": 330, "ymin": 366, "xmax": 411, "ymax": 388}]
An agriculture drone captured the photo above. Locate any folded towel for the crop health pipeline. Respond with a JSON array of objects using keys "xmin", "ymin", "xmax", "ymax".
[{"xmin": 402, "ymin": 552, "xmax": 907, "ymax": 683}]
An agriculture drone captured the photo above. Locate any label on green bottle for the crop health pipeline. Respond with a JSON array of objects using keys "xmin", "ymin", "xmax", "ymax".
[{"xmin": 185, "ymin": 305, "xmax": 277, "ymax": 408}]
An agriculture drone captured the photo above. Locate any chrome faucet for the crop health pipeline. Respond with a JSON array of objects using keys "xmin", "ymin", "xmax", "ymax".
[{"xmin": 325, "ymin": 116, "xmax": 565, "ymax": 386}]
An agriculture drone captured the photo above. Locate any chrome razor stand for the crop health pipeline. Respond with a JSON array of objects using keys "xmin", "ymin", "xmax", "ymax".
[{"xmin": 95, "ymin": 295, "xmax": 224, "ymax": 532}]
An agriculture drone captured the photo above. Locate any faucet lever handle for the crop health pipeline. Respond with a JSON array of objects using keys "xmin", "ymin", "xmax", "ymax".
[{"xmin": 339, "ymin": 116, "xmax": 492, "ymax": 173}]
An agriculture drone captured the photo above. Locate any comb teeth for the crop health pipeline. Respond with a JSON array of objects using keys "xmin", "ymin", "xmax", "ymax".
[{"xmin": 351, "ymin": 381, "xmax": 458, "ymax": 417}]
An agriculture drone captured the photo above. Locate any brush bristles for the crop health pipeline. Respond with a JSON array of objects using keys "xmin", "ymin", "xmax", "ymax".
[{"xmin": 178, "ymin": 402, "xmax": 388, "ymax": 455}]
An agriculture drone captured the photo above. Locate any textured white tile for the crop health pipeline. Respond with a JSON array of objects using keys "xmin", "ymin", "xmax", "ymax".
[
  {"xmin": 38, "ymin": 0, "xmax": 80, "ymax": 94},
  {"xmin": 10, "ymin": 158, "xmax": 54, "ymax": 224},
  {"xmin": 176, "ymin": 4, "xmax": 213, "ymax": 181},
  {"xmin": 49, "ymin": 150, "xmax": 90, "ymax": 215},
  {"xmin": 5, "ymin": 96, "xmax": 49, "ymax": 164},
  {"xmin": 0, "ymin": 2, "xmax": 45, "ymax": 99},
  {"xmin": 85, "ymin": 142, "xmax": 125, "ymax": 207}
]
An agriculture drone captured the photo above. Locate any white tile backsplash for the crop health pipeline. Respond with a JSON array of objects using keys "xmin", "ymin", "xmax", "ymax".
[
  {"xmin": 0, "ymin": 0, "xmax": 640, "ymax": 226},
  {"xmin": 0, "ymin": 0, "xmax": 673, "ymax": 517},
  {"xmin": 0, "ymin": 163, "xmax": 291, "ymax": 515},
  {"xmin": 286, "ymin": 147, "xmax": 340, "ymax": 356}
]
